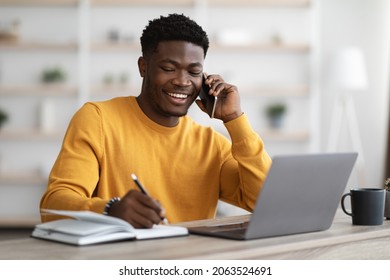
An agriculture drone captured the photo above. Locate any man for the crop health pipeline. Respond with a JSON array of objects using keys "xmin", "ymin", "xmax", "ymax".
[{"xmin": 40, "ymin": 14, "xmax": 272, "ymax": 228}]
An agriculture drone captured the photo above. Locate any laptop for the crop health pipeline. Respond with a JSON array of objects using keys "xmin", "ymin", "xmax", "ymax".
[{"xmin": 188, "ymin": 152, "xmax": 358, "ymax": 240}]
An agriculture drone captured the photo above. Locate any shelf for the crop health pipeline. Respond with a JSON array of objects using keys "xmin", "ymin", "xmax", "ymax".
[
  {"xmin": 0, "ymin": 172, "xmax": 47, "ymax": 185},
  {"xmin": 90, "ymin": 84, "xmax": 308, "ymax": 97},
  {"xmin": 0, "ymin": 129, "xmax": 65, "ymax": 141},
  {"xmin": 0, "ymin": 85, "xmax": 78, "ymax": 96},
  {"xmin": 0, "ymin": 217, "xmax": 39, "ymax": 227},
  {"xmin": 91, "ymin": 42, "xmax": 140, "ymax": 52},
  {"xmin": 211, "ymin": 42, "xmax": 310, "ymax": 52},
  {"xmin": 91, "ymin": 42, "xmax": 309, "ymax": 53},
  {"xmin": 90, "ymin": 84, "xmax": 137, "ymax": 96},
  {"xmin": 208, "ymin": 0, "xmax": 310, "ymax": 7},
  {"xmin": 0, "ymin": 0, "xmax": 78, "ymax": 6},
  {"xmin": 0, "ymin": 41, "xmax": 77, "ymax": 51},
  {"xmin": 91, "ymin": 0, "xmax": 195, "ymax": 6},
  {"xmin": 90, "ymin": 0, "xmax": 309, "ymax": 7}
]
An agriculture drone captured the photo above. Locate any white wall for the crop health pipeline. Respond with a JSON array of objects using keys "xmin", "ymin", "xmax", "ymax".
[{"xmin": 320, "ymin": 0, "xmax": 390, "ymax": 188}]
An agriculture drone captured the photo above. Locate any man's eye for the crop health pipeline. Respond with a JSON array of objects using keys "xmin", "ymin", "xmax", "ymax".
[
  {"xmin": 161, "ymin": 67, "xmax": 174, "ymax": 72},
  {"xmin": 190, "ymin": 71, "xmax": 202, "ymax": 76}
]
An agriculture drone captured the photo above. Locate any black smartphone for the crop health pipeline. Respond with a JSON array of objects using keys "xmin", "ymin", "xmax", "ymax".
[{"xmin": 198, "ymin": 74, "xmax": 216, "ymax": 118}]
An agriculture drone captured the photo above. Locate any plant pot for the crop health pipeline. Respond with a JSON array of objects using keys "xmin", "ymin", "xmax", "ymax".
[
  {"xmin": 268, "ymin": 115, "xmax": 284, "ymax": 129},
  {"xmin": 385, "ymin": 190, "xmax": 390, "ymax": 220}
]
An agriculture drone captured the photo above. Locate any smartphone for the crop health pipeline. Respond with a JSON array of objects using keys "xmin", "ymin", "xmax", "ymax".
[{"xmin": 198, "ymin": 74, "xmax": 217, "ymax": 118}]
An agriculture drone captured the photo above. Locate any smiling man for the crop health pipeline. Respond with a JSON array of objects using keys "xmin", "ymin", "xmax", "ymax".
[{"xmin": 40, "ymin": 14, "xmax": 272, "ymax": 228}]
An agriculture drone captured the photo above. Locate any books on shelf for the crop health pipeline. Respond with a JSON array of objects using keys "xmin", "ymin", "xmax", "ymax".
[{"xmin": 31, "ymin": 209, "xmax": 188, "ymax": 246}]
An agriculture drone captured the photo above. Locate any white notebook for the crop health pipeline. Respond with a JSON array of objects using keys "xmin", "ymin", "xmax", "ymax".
[{"xmin": 31, "ymin": 209, "xmax": 188, "ymax": 246}]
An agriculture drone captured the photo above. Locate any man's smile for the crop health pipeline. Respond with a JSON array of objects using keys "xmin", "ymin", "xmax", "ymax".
[
  {"xmin": 164, "ymin": 90, "xmax": 195, "ymax": 106},
  {"xmin": 166, "ymin": 92, "xmax": 190, "ymax": 99}
]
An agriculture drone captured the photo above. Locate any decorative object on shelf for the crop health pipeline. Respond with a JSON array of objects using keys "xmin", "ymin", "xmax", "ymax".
[
  {"xmin": 122, "ymin": 32, "xmax": 135, "ymax": 44},
  {"xmin": 39, "ymin": 100, "xmax": 56, "ymax": 133},
  {"xmin": 105, "ymin": 28, "xmax": 134, "ymax": 45},
  {"xmin": 270, "ymin": 32, "xmax": 283, "ymax": 45},
  {"xmin": 0, "ymin": 108, "xmax": 8, "ymax": 129},
  {"xmin": 119, "ymin": 72, "xmax": 129, "ymax": 85},
  {"xmin": 265, "ymin": 103, "xmax": 287, "ymax": 129},
  {"xmin": 103, "ymin": 73, "xmax": 114, "ymax": 85},
  {"xmin": 107, "ymin": 28, "xmax": 120, "ymax": 43},
  {"xmin": 215, "ymin": 29, "xmax": 254, "ymax": 46},
  {"xmin": 384, "ymin": 178, "xmax": 390, "ymax": 219},
  {"xmin": 102, "ymin": 72, "xmax": 130, "ymax": 87},
  {"xmin": 0, "ymin": 19, "xmax": 20, "ymax": 43},
  {"xmin": 41, "ymin": 67, "xmax": 66, "ymax": 84}
]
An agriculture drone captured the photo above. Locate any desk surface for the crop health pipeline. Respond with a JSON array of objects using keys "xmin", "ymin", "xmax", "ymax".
[{"xmin": 1, "ymin": 209, "xmax": 390, "ymax": 260}]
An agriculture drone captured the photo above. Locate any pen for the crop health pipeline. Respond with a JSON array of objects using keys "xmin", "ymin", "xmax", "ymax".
[{"xmin": 131, "ymin": 173, "xmax": 169, "ymax": 225}]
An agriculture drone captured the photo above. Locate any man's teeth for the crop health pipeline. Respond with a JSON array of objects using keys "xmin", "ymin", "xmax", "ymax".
[{"xmin": 168, "ymin": 92, "xmax": 188, "ymax": 99}]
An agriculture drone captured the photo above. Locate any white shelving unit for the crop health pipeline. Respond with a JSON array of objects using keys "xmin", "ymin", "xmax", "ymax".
[{"xmin": 0, "ymin": 0, "xmax": 320, "ymax": 225}]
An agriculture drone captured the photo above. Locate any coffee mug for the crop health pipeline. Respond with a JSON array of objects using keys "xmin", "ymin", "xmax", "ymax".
[{"xmin": 341, "ymin": 188, "xmax": 385, "ymax": 225}]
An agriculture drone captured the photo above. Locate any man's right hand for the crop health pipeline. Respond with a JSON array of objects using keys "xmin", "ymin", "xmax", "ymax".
[{"xmin": 107, "ymin": 189, "xmax": 166, "ymax": 228}]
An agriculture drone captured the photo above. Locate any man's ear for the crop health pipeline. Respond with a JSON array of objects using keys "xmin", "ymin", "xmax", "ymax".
[{"xmin": 138, "ymin": 56, "xmax": 146, "ymax": 77}]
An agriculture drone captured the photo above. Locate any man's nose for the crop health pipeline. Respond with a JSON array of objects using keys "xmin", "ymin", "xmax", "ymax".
[{"xmin": 172, "ymin": 71, "xmax": 191, "ymax": 86}]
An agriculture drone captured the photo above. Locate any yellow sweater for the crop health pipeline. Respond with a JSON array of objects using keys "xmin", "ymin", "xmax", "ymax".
[{"xmin": 40, "ymin": 96, "xmax": 271, "ymax": 223}]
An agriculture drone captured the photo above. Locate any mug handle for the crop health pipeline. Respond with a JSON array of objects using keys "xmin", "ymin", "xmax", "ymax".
[{"xmin": 341, "ymin": 193, "xmax": 352, "ymax": 216}]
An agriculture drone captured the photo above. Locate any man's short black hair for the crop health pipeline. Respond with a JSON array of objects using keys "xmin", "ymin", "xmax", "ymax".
[{"xmin": 140, "ymin": 13, "xmax": 209, "ymax": 58}]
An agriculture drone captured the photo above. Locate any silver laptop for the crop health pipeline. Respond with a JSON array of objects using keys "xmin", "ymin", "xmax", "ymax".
[{"xmin": 188, "ymin": 152, "xmax": 358, "ymax": 240}]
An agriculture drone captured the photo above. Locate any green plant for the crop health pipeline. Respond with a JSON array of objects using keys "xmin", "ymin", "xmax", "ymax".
[
  {"xmin": 385, "ymin": 178, "xmax": 390, "ymax": 191},
  {"xmin": 265, "ymin": 103, "xmax": 286, "ymax": 118},
  {"xmin": 0, "ymin": 108, "xmax": 9, "ymax": 128},
  {"xmin": 265, "ymin": 103, "xmax": 287, "ymax": 129},
  {"xmin": 41, "ymin": 67, "xmax": 66, "ymax": 83}
]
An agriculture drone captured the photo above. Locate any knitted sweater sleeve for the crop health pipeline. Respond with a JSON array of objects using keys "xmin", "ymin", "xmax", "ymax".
[
  {"xmin": 40, "ymin": 103, "xmax": 107, "ymax": 221},
  {"xmin": 218, "ymin": 114, "xmax": 272, "ymax": 212}
]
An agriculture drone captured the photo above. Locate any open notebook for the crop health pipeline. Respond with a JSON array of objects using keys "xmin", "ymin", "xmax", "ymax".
[
  {"xmin": 32, "ymin": 209, "xmax": 188, "ymax": 246},
  {"xmin": 188, "ymin": 153, "xmax": 358, "ymax": 240}
]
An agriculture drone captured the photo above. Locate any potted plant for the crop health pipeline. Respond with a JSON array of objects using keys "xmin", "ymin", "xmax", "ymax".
[
  {"xmin": 41, "ymin": 67, "xmax": 66, "ymax": 84},
  {"xmin": 385, "ymin": 178, "xmax": 390, "ymax": 219},
  {"xmin": 265, "ymin": 103, "xmax": 287, "ymax": 129},
  {"xmin": 0, "ymin": 108, "xmax": 8, "ymax": 129}
]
